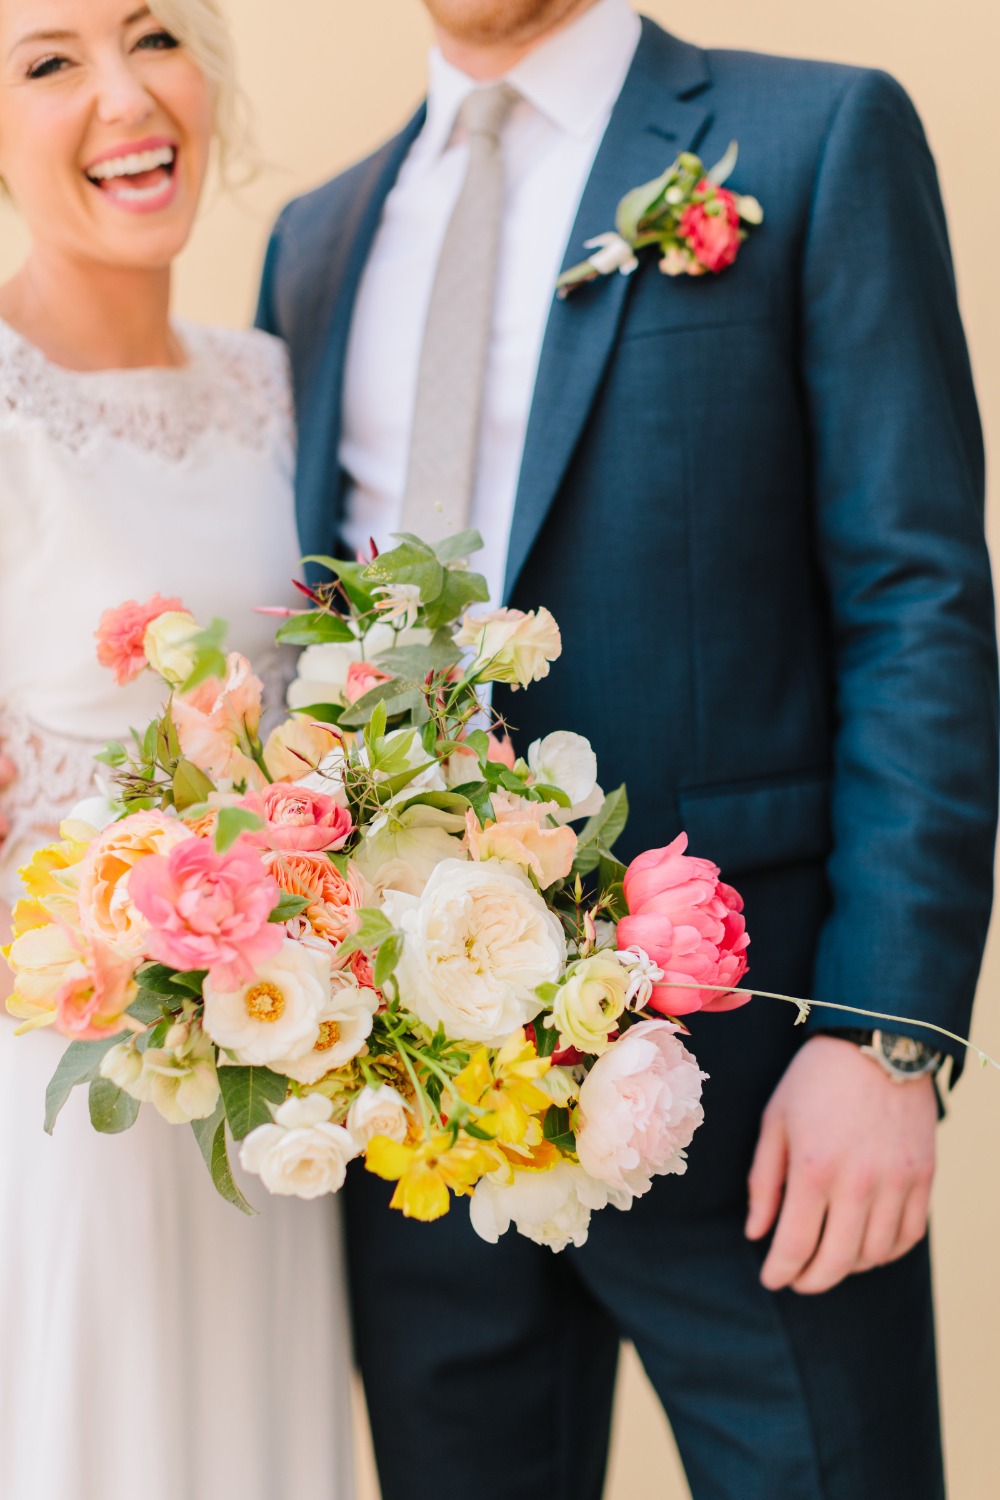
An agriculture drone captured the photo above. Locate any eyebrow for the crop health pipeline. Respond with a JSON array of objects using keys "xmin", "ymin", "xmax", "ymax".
[{"xmin": 7, "ymin": 9, "xmax": 152, "ymax": 61}]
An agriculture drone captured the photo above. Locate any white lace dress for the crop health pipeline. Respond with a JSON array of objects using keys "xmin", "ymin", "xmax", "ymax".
[{"xmin": 0, "ymin": 318, "xmax": 355, "ymax": 1500}]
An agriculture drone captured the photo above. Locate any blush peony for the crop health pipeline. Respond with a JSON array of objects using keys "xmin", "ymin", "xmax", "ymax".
[
  {"xmin": 382, "ymin": 858, "xmax": 566, "ymax": 1045},
  {"xmin": 575, "ymin": 1019, "xmax": 707, "ymax": 1197},
  {"xmin": 616, "ymin": 833, "xmax": 750, "ymax": 1015},
  {"xmin": 128, "ymin": 837, "xmax": 283, "ymax": 989}
]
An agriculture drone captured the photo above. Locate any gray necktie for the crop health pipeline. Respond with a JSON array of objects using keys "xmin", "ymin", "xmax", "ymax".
[{"xmin": 400, "ymin": 83, "xmax": 518, "ymax": 544}]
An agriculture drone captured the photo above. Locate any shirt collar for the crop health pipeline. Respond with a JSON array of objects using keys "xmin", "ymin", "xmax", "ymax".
[{"xmin": 420, "ymin": 0, "xmax": 642, "ymax": 158}]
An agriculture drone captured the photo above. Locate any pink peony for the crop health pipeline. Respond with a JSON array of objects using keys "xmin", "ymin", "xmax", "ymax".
[
  {"xmin": 344, "ymin": 660, "xmax": 394, "ymax": 706},
  {"xmin": 244, "ymin": 784, "xmax": 354, "ymax": 854},
  {"xmin": 54, "ymin": 934, "xmax": 137, "ymax": 1041},
  {"xmin": 129, "ymin": 838, "xmax": 283, "ymax": 989},
  {"xmin": 616, "ymin": 833, "xmax": 750, "ymax": 1015},
  {"xmin": 679, "ymin": 184, "xmax": 742, "ymax": 274},
  {"xmin": 575, "ymin": 1019, "xmax": 707, "ymax": 1197},
  {"xmin": 171, "ymin": 652, "xmax": 264, "ymax": 784},
  {"xmin": 95, "ymin": 594, "xmax": 185, "ymax": 685}
]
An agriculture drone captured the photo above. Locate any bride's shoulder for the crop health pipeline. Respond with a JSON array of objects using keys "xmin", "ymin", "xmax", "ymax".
[{"xmin": 181, "ymin": 322, "xmax": 292, "ymax": 401}]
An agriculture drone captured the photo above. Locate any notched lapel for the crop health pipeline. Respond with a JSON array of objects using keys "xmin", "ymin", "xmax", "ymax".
[{"xmin": 504, "ymin": 24, "xmax": 713, "ymax": 601}]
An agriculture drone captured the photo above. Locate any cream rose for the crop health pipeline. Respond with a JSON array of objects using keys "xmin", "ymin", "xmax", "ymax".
[
  {"xmin": 143, "ymin": 610, "xmax": 200, "ymax": 685},
  {"xmin": 347, "ymin": 1084, "xmax": 411, "ymax": 1149},
  {"xmin": 269, "ymin": 970, "xmax": 380, "ymax": 1083},
  {"xmin": 463, "ymin": 792, "xmax": 576, "ymax": 890},
  {"xmin": 239, "ymin": 1095, "xmax": 357, "ymax": 1199},
  {"xmin": 549, "ymin": 952, "xmax": 630, "ymax": 1055},
  {"xmin": 382, "ymin": 858, "xmax": 566, "ymax": 1044},
  {"xmin": 469, "ymin": 1161, "xmax": 623, "ymax": 1253},
  {"xmin": 202, "ymin": 939, "xmax": 328, "ymax": 1067},
  {"xmin": 455, "ymin": 607, "xmax": 562, "ymax": 690}
]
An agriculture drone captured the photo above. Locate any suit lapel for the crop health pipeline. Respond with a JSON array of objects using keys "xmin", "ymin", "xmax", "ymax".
[
  {"xmin": 296, "ymin": 110, "xmax": 426, "ymax": 560},
  {"xmin": 503, "ymin": 23, "xmax": 713, "ymax": 600}
]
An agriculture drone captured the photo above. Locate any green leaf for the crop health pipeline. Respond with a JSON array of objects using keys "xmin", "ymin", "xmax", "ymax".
[
  {"xmin": 529, "ymin": 782, "xmax": 573, "ymax": 810},
  {"xmin": 422, "ymin": 568, "xmax": 490, "ymax": 632},
  {"xmin": 128, "ymin": 991, "xmax": 173, "ymax": 1025},
  {"xmin": 45, "ymin": 1035, "xmax": 127, "ymax": 1134},
  {"xmin": 289, "ymin": 701, "xmax": 345, "ymax": 726},
  {"xmin": 463, "ymin": 729, "xmax": 490, "ymax": 760},
  {"xmin": 136, "ymin": 962, "xmax": 206, "ymax": 997},
  {"xmin": 374, "ymin": 631, "xmax": 462, "ymax": 678},
  {"xmin": 334, "ymin": 907, "xmax": 399, "ymax": 963},
  {"xmin": 338, "ymin": 681, "xmax": 426, "ymax": 730},
  {"xmin": 532, "ymin": 1014, "xmax": 559, "ymax": 1059},
  {"xmin": 706, "ymin": 139, "xmax": 738, "ymax": 187},
  {"xmin": 300, "ymin": 555, "xmax": 379, "ymax": 615},
  {"xmin": 542, "ymin": 1105, "xmax": 576, "ymax": 1153},
  {"xmin": 215, "ymin": 805, "xmax": 265, "ymax": 853},
  {"xmin": 88, "ymin": 1076, "xmax": 141, "ymax": 1134},
  {"xmin": 373, "ymin": 931, "xmax": 404, "ymax": 989},
  {"xmin": 433, "ymin": 529, "xmax": 484, "ymax": 564},
  {"xmin": 574, "ymin": 786, "xmax": 629, "ymax": 868},
  {"xmin": 363, "ymin": 540, "xmax": 445, "ymax": 603},
  {"xmin": 218, "ymin": 1065, "xmax": 288, "ymax": 1141},
  {"xmin": 173, "ymin": 758, "xmax": 215, "ymax": 812},
  {"xmin": 179, "ymin": 618, "xmax": 230, "ymax": 694},
  {"xmin": 269, "ymin": 892, "xmax": 310, "ymax": 923},
  {"xmin": 616, "ymin": 161, "xmax": 681, "ymax": 240},
  {"xmin": 452, "ymin": 780, "xmax": 494, "ymax": 828},
  {"xmin": 94, "ymin": 740, "xmax": 127, "ymax": 768},
  {"xmin": 275, "ymin": 612, "xmax": 356, "ymax": 647},
  {"xmin": 191, "ymin": 1106, "xmax": 256, "ymax": 1215}
]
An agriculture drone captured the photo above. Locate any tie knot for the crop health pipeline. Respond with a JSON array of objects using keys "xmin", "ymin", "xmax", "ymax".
[{"xmin": 459, "ymin": 82, "xmax": 518, "ymax": 143}]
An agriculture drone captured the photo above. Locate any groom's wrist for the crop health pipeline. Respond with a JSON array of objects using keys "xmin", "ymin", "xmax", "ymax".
[{"xmin": 811, "ymin": 1027, "xmax": 944, "ymax": 1084}]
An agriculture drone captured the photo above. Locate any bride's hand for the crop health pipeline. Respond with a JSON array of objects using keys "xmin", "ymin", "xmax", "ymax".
[
  {"xmin": 0, "ymin": 754, "xmax": 15, "ymax": 845},
  {"xmin": 745, "ymin": 1034, "xmax": 938, "ymax": 1294}
]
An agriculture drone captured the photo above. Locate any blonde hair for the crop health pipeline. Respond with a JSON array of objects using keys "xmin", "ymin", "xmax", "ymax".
[{"xmin": 151, "ymin": 0, "xmax": 254, "ymax": 181}]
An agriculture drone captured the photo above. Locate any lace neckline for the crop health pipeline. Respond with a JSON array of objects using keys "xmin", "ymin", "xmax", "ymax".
[{"xmin": 0, "ymin": 316, "xmax": 293, "ymax": 463}]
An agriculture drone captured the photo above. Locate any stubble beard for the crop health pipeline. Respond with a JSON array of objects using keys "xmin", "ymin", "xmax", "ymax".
[{"xmin": 422, "ymin": 0, "xmax": 595, "ymax": 48}]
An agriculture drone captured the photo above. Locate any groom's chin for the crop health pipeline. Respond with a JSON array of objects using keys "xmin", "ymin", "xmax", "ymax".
[{"xmin": 422, "ymin": 0, "xmax": 590, "ymax": 47}]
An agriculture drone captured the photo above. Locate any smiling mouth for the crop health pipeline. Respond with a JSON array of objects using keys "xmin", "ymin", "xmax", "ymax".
[{"xmin": 85, "ymin": 145, "xmax": 177, "ymax": 205}]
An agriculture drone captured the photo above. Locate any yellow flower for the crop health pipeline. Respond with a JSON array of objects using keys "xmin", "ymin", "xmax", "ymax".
[
  {"xmin": 365, "ymin": 1131, "xmax": 497, "ymax": 1221},
  {"xmin": 451, "ymin": 1030, "xmax": 552, "ymax": 1147},
  {"xmin": 18, "ymin": 829, "xmax": 90, "ymax": 912}
]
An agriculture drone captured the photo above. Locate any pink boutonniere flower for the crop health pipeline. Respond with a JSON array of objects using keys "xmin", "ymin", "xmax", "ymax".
[{"xmin": 557, "ymin": 141, "xmax": 763, "ymax": 298}]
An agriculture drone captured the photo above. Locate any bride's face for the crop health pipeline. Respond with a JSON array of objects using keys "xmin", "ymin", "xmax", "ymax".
[{"xmin": 0, "ymin": 0, "xmax": 214, "ymax": 271}]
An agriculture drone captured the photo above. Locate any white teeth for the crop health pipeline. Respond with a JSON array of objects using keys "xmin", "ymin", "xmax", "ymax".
[
  {"xmin": 103, "ymin": 180, "xmax": 173, "ymax": 204},
  {"xmin": 87, "ymin": 146, "xmax": 175, "ymax": 182}
]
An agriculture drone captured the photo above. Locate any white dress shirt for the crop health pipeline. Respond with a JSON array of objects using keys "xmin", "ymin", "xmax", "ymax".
[{"xmin": 340, "ymin": 0, "xmax": 641, "ymax": 606}]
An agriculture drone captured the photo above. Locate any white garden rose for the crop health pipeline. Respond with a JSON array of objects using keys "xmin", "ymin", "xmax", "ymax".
[
  {"xmin": 549, "ymin": 953, "xmax": 630, "ymax": 1055},
  {"xmin": 239, "ymin": 1095, "xmax": 357, "ymax": 1199},
  {"xmin": 202, "ymin": 939, "xmax": 328, "ymax": 1067},
  {"xmin": 143, "ymin": 610, "xmax": 200, "ymax": 685},
  {"xmin": 270, "ymin": 970, "xmax": 380, "ymax": 1083},
  {"xmin": 347, "ymin": 1084, "xmax": 411, "ymax": 1149},
  {"xmin": 353, "ymin": 803, "xmax": 467, "ymax": 897},
  {"xmin": 469, "ymin": 1161, "xmax": 624, "ymax": 1252},
  {"xmin": 382, "ymin": 858, "xmax": 566, "ymax": 1045},
  {"xmin": 455, "ymin": 607, "xmax": 562, "ymax": 690}
]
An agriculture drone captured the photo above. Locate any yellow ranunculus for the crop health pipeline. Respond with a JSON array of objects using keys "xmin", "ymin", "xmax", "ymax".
[
  {"xmin": 4, "ymin": 921, "xmax": 83, "ymax": 1024},
  {"xmin": 365, "ymin": 1131, "xmax": 497, "ymax": 1221},
  {"xmin": 451, "ymin": 1030, "xmax": 552, "ymax": 1148}
]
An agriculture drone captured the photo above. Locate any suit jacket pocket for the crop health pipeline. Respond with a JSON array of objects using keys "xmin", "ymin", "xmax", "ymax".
[{"xmin": 677, "ymin": 770, "xmax": 832, "ymax": 876}]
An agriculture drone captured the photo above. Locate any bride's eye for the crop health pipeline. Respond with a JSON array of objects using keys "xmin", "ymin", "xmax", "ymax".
[
  {"xmin": 134, "ymin": 29, "xmax": 180, "ymax": 53},
  {"xmin": 26, "ymin": 53, "xmax": 72, "ymax": 80}
]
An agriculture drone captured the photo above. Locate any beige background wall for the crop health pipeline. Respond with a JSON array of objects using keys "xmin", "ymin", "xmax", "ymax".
[{"xmin": 3, "ymin": 1, "xmax": 998, "ymax": 1494}]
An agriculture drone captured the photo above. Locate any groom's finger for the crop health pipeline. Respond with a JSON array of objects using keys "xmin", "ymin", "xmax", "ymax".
[
  {"xmin": 855, "ymin": 1187, "xmax": 908, "ymax": 1273},
  {"xmin": 791, "ymin": 1189, "xmax": 871, "ymax": 1294},
  {"xmin": 888, "ymin": 1180, "xmax": 933, "ymax": 1264},
  {"xmin": 758, "ymin": 1164, "xmax": 827, "ymax": 1291},
  {"xmin": 745, "ymin": 1110, "xmax": 788, "ymax": 1241}
]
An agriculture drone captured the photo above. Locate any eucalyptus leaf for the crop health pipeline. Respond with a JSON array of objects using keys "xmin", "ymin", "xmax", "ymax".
[
  {"xmin": 45, "ymin": 1035, "xmax": 127, "ymax": 1134},
  {"xmin": 88, "ymin": 1077, "xmax": 140, "ymax": 1134},
  {"xmin": 374, "ymin": 632, "xmax": 462, "ymax": 678},
  {"xmin": 191, "ymin": 1107, "xmax": 256, "ymax": 1215},
  {"xmin": 339, "ymin": 682, "xmax": 425, "ymax": 730},
  {"xmin": 218, "ymin": 1065, "xmax": 288, "ymax": 1141}
]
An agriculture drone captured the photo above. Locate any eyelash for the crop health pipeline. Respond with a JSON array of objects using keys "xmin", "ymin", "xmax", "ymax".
[{"xmin": 26, "ymin": 29, "xmax": 180, "ymax": 81}]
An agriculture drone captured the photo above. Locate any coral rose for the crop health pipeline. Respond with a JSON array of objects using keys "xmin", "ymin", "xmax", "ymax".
[
  {"xmin": 616, "ymin": 833, "xmax": 750, "ymax": 1015},
  {"xmin": 129, "ymin": 837, "xmax": 283, "ymax": 989},
  {"xmin": 244, "ymin": 784, "xmax": 353, "ymax": 855},
  {"xmin": 265, "ymin": 851, "xmax": 371, "ymax": 949},
  {"xmin": 575, "ymin": 1019, "xmax": 707, "ymax": 1197},
  {"xmin": 77, "ymin": 810, "xmax": 194, "ymax": 953},
  {"xmin": 94, "ymin": 594, "xmax": 184, "ymax": 685},
  {"xmin": 679, "ymin": 184, "xmax": 742, "ymax": 273}
]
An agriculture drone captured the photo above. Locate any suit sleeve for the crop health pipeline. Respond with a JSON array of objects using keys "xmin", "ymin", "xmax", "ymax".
[{"xmin": 799, "ymin": 69, "xmax": 998, "ymax": 1072}]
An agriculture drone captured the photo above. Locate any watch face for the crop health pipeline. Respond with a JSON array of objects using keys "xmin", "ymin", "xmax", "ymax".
[{"xmin": 877, "ymin": 1033, "xmax": 940, "ymax": 1076}]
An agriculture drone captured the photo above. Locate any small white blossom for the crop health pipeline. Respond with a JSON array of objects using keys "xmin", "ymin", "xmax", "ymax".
[
  {"xmin": 372, "ymin": 584, "xmax": 422, "ymax": 630},
  {"xmin": 614, "ymin": 945, "xmax": 665, "ymax": 1009}
]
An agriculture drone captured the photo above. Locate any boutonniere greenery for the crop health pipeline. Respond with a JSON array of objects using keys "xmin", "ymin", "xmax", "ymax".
[{"xmin": 557, "ymin": 142, "xmax": 763, "ymax": 298}]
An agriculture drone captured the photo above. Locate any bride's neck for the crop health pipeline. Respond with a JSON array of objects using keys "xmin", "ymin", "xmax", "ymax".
[{"xmin": 0, "ymin": 252, "xmax": 180, "ymax": 372}]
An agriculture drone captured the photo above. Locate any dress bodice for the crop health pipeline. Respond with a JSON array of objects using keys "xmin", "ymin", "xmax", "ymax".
[{"xmin": 0, "ymin": 317, "xmax": 303, "ymax": 891}]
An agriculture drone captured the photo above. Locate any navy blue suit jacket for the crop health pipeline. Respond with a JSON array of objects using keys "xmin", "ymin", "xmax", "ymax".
[{"xmin": 258, "ymin": 20, "xmax": 997, "ymax": 1074}]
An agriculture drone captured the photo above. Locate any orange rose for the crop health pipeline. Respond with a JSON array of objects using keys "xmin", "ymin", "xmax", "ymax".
[
  {"xmin": 77, "ymin": 810, "xmax": 193, "ymax": 952},
  {"xmin": 264, "ymin": 851, "xmax": 372, "ymax": 949}
]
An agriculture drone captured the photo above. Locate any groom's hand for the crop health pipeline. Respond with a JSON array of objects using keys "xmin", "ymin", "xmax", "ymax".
[{"xmin": 745, "ymin": 1035, "xmax": 938, "ymax": 1294}]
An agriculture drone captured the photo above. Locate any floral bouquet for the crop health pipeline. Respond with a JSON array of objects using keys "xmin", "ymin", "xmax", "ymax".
[{"xmin": 3, "ymin": 532, "xmax": 751, "ymax": 1252}]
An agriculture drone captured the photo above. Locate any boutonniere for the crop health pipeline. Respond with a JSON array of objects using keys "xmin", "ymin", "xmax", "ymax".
[{"xmin": 557, "ymin": 142, "xmax": 763, "ymax": 298}]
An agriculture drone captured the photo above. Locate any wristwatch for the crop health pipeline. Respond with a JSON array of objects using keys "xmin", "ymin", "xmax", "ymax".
[{"xmin": 816, "ymin": 1028, "xmax": 943, "ymax": 1084}]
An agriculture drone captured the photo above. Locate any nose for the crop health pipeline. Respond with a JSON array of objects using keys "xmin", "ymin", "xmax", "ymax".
[{"xmin": 94, "ymin": 55, "xmax": 155, "ymax": 129}]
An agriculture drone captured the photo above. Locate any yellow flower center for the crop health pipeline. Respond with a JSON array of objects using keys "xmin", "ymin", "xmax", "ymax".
[
  {"xmin": 315, "ymin": 1020, "xmax": 341, "ymax": 1052},
  {"xmin": 245, "ymin": 982, "xmax": 286, "ymax": 1024}
]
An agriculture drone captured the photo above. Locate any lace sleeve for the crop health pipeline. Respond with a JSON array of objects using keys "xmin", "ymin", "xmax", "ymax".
[{"xmin": 190, "ymin": 325, "xmax": 297, "ymax": 460}]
